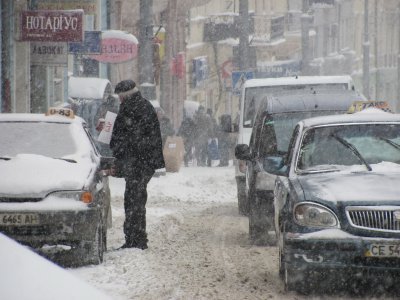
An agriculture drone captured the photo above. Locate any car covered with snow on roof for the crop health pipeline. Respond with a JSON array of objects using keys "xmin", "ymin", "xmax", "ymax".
[
  {"xmin": 0, "ymin": 108, "xmax": 113, "ymax": 267},
  {"xmin": 262, "ymin": 109, "xmax": 400, "ymax": 293}
]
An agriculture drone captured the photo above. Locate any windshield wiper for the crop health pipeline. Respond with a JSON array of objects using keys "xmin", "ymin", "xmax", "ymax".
[
  {"xmin": 378, "ymin": 137, "xmax": 400, "ymax": 150},
  {"xmin": 55, "ymin": 158, "xmax": 77, "ymax": 163},
  {"xmin": 0, "ymin": 157, "xmax": 11, "ymax": 160},
  {"xmin": 330, "ymin": 133, "xmax": 372, "ymax": 171},
  {"xmin": 300, "ymin": 168, "xmax": 341, "ymax": 174}
]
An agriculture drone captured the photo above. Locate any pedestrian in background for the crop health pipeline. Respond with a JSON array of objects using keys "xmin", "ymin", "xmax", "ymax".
[
  {"xmin": 217, "ymin": 114, "xmax": 232, "ymax": 166},
  {"xmin": 206, "ymin": 108, "xmax": 218, "ymax": 166},
  {"xmin": 109, "ymin": 80, "xmax": 165, "ymax": 250},
  {"xmin": 156, "ymin": 107, "xmax": 175, "ymax": 148},
  {"xmin": 193, "ymin": 106, "xmax": 212, "ymax": 166},
  {"xmin": 178, "ymin": 115, "xmax": 196, "ymax": 166}
]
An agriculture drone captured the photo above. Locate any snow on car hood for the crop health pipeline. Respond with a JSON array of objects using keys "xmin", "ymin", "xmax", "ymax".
[
  {"xmin": 298, "ymin": 162, "xmax": 400, "ymax": 203},
  {"xmin": 0, "ymin": 154, "xmax": 94, "ymax": 197}
]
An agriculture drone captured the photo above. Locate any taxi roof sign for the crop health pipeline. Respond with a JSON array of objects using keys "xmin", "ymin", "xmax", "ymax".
[
  {"xmin": 347, "ymin": 100, "xmax": 392, "ymax": 114},
  {"xmin": 46, "ymin": 107, "xmax": 75, "ymax": 119}
]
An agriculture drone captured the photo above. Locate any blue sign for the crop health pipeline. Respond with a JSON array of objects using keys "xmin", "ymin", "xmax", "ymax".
[
  {"xmin": 256, "ymin": 60, "xmax": 301, "ymax": 78},
  {"xmin": 192, "ymin": 57, "xmax": 208, "ymax": 88},
  {"xmin": 232, "ymin": 71, "xmax": 254, "ymax": 95},
  {"xmin": 68, "ymin": 31, "xmax": 101, "ymax": 54}
]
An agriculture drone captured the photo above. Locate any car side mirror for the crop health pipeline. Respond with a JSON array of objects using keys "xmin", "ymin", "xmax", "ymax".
[
  {"xmin": 263, "ymin": 156, "xmax": 288, "ymax": 176},
  {"xmin": 235, "ymin": 144, "xmax": 252, "ymax": 160}
]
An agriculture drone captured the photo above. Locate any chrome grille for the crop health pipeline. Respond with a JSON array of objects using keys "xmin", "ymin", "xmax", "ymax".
[{"xmin": 346, "ymin": 206, "xmax": 400, "ymax": 232}]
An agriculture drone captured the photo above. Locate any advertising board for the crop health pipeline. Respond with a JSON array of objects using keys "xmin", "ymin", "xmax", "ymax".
[{"xmin": 20, "ymin": 10, "xmax": 84, "ymax": 42}]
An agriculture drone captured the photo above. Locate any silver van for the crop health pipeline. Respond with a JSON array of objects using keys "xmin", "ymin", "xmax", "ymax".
[{"xmin": 235, "ymin": 75, "xmax": 357, "ymax": 216}]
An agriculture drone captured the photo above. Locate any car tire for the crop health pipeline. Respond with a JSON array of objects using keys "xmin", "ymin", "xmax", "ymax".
[
  {"xmin": 284, "ymin": 266, "xmax": 298, "ymax": 292},
  {"xmin": 248, "ymin": 189, "xmax": 275, "ymax": 246},
  {"xmin": 278, "ymin": 244, "xmax": 285, "ymax": 279},
  {"xmin": 237, "ymin": 177, "xmax": 249, "ymax": 216},
  {"xmin": 88, "ymin": 221, "xmax": 104, "ymax": 265},
  {"xmin": 102, "ymin": 219, "xmax": 108, "ymax": 253}
]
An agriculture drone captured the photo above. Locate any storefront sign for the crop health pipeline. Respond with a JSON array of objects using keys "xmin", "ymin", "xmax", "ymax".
[
  {"xmin": 30, "ymin": 42, "xmax": 68, "ymax": 66},
  {"xmin": 20, "ymin": 10, "xmax": 84, "ymax": 42},
  {"xmin": 37, "ymin": 2, "xmax": 97, "ymax": 15},
  {"xmin": 90, "ymin": 30, "xmax": 138, "ymax": 63}
]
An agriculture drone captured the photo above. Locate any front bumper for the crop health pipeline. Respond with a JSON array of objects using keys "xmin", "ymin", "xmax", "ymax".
[
  {"xmin": 0, "ymin": 208, "xmax": 100, "ymax": 248},
  {"xmin": 284, "ymin": 229, "xmax": 400, "ymax": 273}
]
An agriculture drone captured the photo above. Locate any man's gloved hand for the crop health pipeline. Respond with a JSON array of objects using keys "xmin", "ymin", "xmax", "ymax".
[{"xmin": 101, "ymin": 166, "xmax": 116, "ymax": 176}]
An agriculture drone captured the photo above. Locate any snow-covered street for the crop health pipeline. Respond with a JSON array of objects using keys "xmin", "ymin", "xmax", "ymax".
[{"xmin": 71, "ymin": 165, "xmax": 397, "ymax": 300}]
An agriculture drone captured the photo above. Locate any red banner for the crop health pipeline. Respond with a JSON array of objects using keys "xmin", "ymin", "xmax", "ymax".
[{"xmin": 20, "ymin": 10, "xmax": 84, "ymax": 42}]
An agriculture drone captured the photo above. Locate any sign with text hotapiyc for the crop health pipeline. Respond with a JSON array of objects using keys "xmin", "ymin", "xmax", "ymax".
[{"xmin": 20, "ymin": 10, "xmax": 84, "ymax": 42}]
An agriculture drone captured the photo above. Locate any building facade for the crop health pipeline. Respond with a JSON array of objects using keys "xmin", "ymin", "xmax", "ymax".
[{"xmin": 1, "ymin": 0, "xmax": 400, "ymax": 121}]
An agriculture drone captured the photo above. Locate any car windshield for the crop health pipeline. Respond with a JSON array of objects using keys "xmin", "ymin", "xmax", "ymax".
[
  {"xmin": 259, "ymin": 111, "xmax": 345, "ymax": 156},
  {"xmin": 243, "ymin": 83, "xmax": 349, "ymax": 128},
  {"xmin": 297, "ymin": 123, "xmax": 400, "ymax": 172},
  {"xmin": 0, "ymin": 122, "xmax": 78, "ymax": 158}
]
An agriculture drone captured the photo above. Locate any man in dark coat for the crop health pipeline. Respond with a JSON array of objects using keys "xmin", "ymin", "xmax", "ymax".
[{"xmin": 110, "ymin": 80, "xmax": 165, "ymax": 249}]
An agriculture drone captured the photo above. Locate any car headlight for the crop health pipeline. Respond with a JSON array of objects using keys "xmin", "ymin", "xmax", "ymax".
[
  {"xmin": 48, "ymin": 191, "xmax": 93, "ymax": 204},
  {"xmin": 294, "ymin": 202, "xmax": 339, "ymax": 228}
]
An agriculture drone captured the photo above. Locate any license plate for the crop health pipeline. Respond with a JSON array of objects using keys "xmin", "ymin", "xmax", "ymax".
[
  {"xmin": 365, "ymin": 244, "xmax": 400, "ymax": 257},
  {"xmin": 0, "ymin": 214, "xmax": 40, "ymax": 226}
]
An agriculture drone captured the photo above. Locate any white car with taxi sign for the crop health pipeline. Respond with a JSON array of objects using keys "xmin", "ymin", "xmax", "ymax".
[{"xmin": 0, "ymin": 108, "xmax": 113, "ymax": 267}]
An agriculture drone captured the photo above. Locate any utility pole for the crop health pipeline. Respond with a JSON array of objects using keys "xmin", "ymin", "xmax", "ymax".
[
  {"xmin": 397, "ymin": 2, "xmax": 400, "ymax": 111},
  {"xmin": 363, "ymin": 0, "xmax": 370, "ymax": 99},
  {"xmin": 301, "ymin": 0, "xmax": 312, "ymax": 75},
  {"xmin": 238, "ymin": 0, "xmax": 249, "ymax": 70},
  {"xmin": 139, "ymin": 0, "xmax": 156, "ymax": 100}
]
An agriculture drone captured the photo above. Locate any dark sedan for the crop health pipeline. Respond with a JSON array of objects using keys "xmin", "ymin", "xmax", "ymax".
[{"xmin": 260, "ymin": 109, "xmax": 400, "ymax": 293}]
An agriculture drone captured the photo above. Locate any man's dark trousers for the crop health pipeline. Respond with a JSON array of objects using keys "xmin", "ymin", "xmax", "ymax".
[{"xmin": 123, "ymin": 170, "xmax": 154, "ymax": 247}]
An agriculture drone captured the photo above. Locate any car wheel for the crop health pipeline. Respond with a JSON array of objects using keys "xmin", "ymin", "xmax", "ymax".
[
  {"xmin": 248, "ymin": 189, "xmax": 275, "ymax": 245},
  {"xmin": 284, "ymin": 266, "xmax": 297, "ymax": 292},
  {"xmin": 284, "ymin": 266, "xmax": 312, "ymax": 294},
  {"xmin": 278, "ymin": 244, "xmax": 285, "ymax": 279},
  {"xmin": 88, "ymin": 221, "xmax": 104, "ymax": 265},
  {"xmin": 102, "ymin": 219, "xmax": 108, "ymax": 253},
  {"xmin": 237, "ymin": 178, "xmax": 249, "ymax": 215}
]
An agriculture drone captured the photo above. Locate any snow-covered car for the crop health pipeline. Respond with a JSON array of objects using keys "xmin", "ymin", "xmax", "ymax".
[
  {"xmin": 0, "ymin": 108, "xmax": 113, "ymax": 267},
  {"xmin": 0, "ymin": 233, "xmax": 112, "ymax": 300},
  {"xmin": 262, "ymin": 109, "xmax": 400, "ymax": 293}
]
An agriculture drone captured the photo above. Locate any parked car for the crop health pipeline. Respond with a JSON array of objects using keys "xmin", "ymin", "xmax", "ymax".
[
  {"xmin": 235, "ymin": 89, "xmax": 365, "ymax": 245},
  {"xmin": 261, "ymin": 109, "xmax": 400, "ymax": 293},
  {"xmin": 234, "ymin": 75, "xmax": 357, "ymax": 216},
  {"xmin": 0, "ymin": 108, "xmax": 113, "ymax": 267},
  {"xmin": 0, "ymin": 233, "xmax": 113, "ymax": 300}
]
